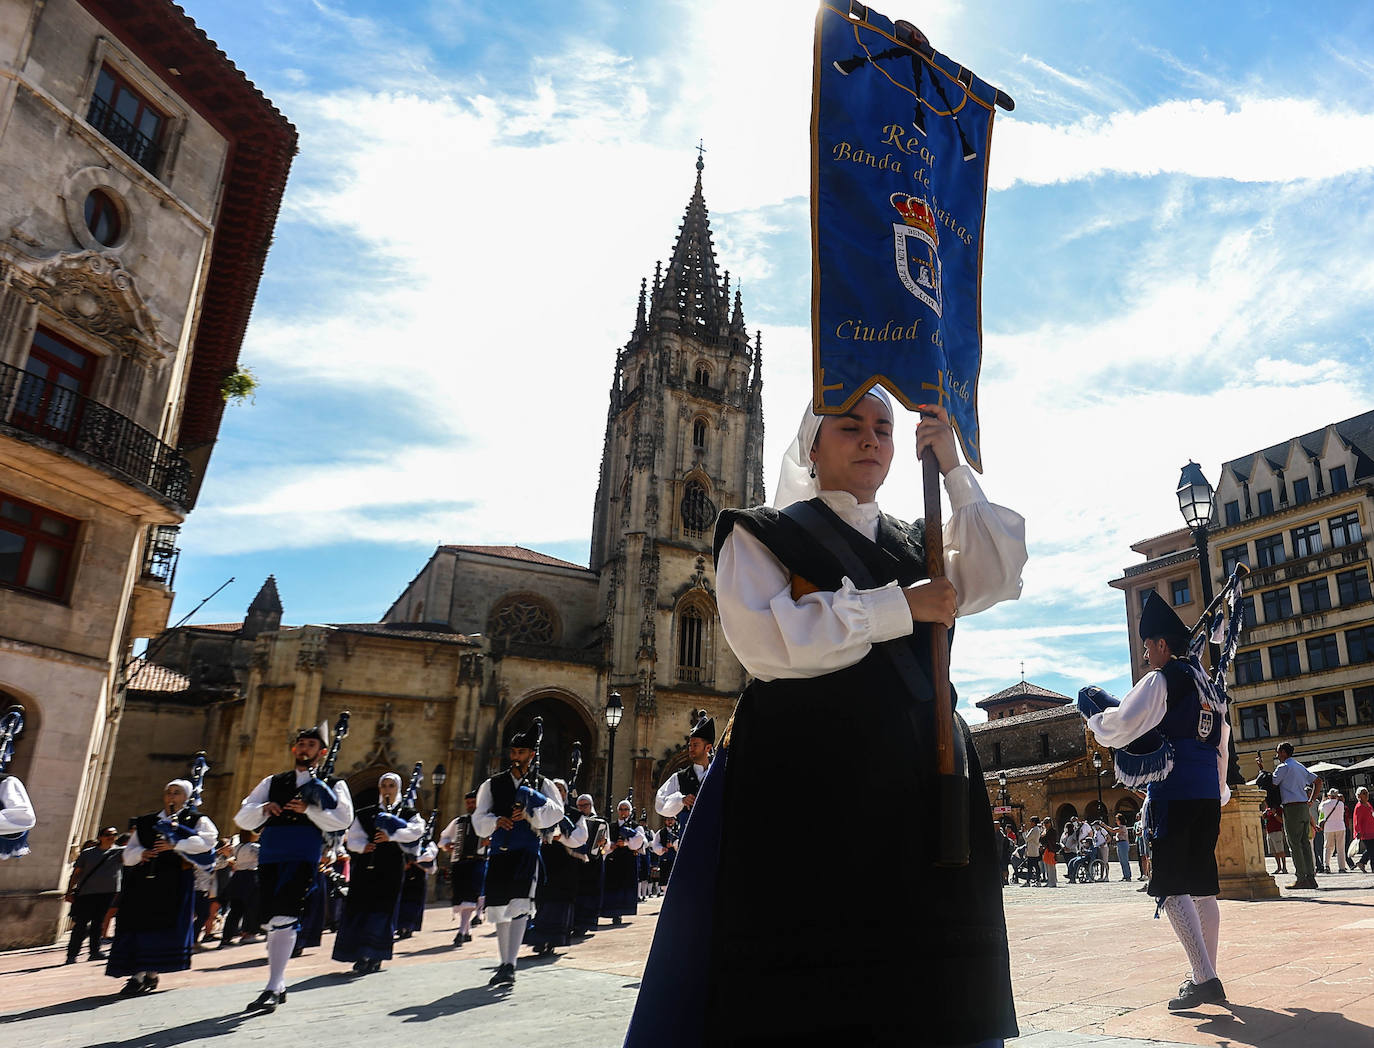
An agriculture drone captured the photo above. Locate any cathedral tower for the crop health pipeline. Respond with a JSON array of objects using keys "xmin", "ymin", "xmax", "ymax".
[{"xmin": 590, "ymin": 154, "xmax": 765, "ymax": 804}]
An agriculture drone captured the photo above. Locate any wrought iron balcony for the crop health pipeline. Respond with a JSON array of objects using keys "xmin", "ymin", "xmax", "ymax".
[
  {"xmin": 0, "ymin": 361, "xmax": 190, "ymax": 509},
  {"xmin": 142, "ymin": 524, "xmax": 181, "ymax": 588},
  {"xmin": 86, "ymin": 94, "xmax": 162, "ymax": 174}
]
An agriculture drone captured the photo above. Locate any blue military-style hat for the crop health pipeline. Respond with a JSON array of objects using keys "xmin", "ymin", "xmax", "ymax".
[{"xmin": 1139, "ymin": 591, "xmax": 1188, "ymax": 640}]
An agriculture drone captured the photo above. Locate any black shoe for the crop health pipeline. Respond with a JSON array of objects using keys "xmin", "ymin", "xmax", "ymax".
[
  {"xmin": 89, "ymin": 951, "xmax": 108, "ymax": 961},
  {"xmin": 65, "ymin": 956, "xmax": 78, "ymax": 965},
  {"xmin": 1168, "ymin": 976, "xmax": 1225, "ymax": 1011},
  {"xmin": 140, "ymin": 974, "xmax": 158, "ymax": 994},
  {"xmin": 396, "ymin": 929, "xmax": 412, "ymax": 940},
  {"xmin": 370, "ymin": 960, "xmax": 383, "ymax": 974},
  {"xmin": 488, "ymin": 963, "xmax": 515, "ymax": 986},
  {"xmin": 1136, "ymin": 884, "xmax": 1151, "ymax": 892},
  {"xmin": 453, "ymin": 932, "xmax": 465, "ymax": 947},
  {"xmin": 612, "ymin": 916, "xmax": 623, "ymax": 926},
  {"xmin": 471, "ymin": 916, "xmax": 483, "ymax": 926},
  {"xmin": 119, "ymin": 977, "xmax": 144, "ymax": 996},
  {"xmin": 247, "ymin": 990, "xmax": 284, "ymax": 1012},
  {"xmin": 463, "ymin": 933, "xmax": 472, "ymax": 943},
  {"xmin": 290, "ymin": 945, "xmax": 303, "ymax": 958},
  {"xmin": 351, "ymin": 961, "xmax": 367, "ymax": 976}
]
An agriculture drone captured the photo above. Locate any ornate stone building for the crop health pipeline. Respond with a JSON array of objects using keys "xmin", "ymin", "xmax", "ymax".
[
  {"xmin": 0, "ymin": 0, "xmax": 293, "ymax": 946},
  {"xmin": 384, "ymin": 155, "xmax": 765, "ymax": 812}
]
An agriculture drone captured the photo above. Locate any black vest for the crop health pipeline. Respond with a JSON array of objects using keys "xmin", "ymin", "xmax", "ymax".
[
  {"xmin": 677, "ymin": 764, "xmax": 702, "ymax": 799},
  {"xmin": 264, "ymin": 770, "xmax": 339, "ymax": 831}
]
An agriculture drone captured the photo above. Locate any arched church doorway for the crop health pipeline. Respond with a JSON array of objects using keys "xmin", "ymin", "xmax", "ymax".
[{"xmin": 502, "ymin": 693, "xmax": 596, "ymax": 792}]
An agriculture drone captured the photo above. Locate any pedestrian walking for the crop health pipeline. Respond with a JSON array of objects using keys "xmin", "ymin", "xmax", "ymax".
[
  {"xmin": 1114, "ymin": 814, "xmax": 1133, "ymax": 881},
  {"xmin": 1255, "ymin": 744, "xmax": 1319, "ymax": 889},
  {"xmin": 63, "ymin": 827, "xmax": 121, "ymax": 963},
  {"xmin": 1318, "ymin": 789, "xmax": 1348, "ymax": 873},
  {"xmin": 1353, "ymin": 787, "xmax": 1374, "ymax": 872}
]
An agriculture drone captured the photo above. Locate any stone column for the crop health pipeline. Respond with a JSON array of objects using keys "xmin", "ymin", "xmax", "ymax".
[{"xmin": 1215, "ymin": 783, "xmax": 1281, "ymax": 900}]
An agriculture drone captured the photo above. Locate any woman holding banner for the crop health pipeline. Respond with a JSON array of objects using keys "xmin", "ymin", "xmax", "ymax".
[{"xmin": 624, "ymin": 387, "xmax": 1025, "ymax": 1047}]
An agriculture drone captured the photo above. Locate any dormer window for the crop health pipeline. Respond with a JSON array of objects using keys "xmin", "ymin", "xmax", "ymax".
[{"xmin": 87, "ymin": 66, "xmax": 165, "ymax": 174}]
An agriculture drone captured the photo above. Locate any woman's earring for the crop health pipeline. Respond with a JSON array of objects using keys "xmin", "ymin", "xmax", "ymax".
[{"xmin": 808, "ymin": 462, "xmax": 816, "ymax": 478}]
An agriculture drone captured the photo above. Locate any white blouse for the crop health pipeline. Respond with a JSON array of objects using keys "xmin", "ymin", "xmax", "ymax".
[
  {"xmin": 235, "ymin": 770, "xmax": 356, "ymax": 835},
  {"xmin": 716, "ymin": 466, "xmax": 1026, "ymax": 681},
  {"xmin": 0, "ymin": 775, "xmax": 35, "ymax": 836},
  {"xmin": 123, "ymin": 809, "xmax": 218, "ymax": 865}
]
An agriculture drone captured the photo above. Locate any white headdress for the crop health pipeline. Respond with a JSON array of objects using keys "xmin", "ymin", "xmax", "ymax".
[
  {"xmin": 772, "ymin": 386, "xmax": 894, "ymax": 508},
  {"xmin": 379, "ymin": 772, "xmax": 402, "ymax": 788},
  {"xmin": 166, "ymin": 778, "xmax": 193, "ymax": 797}
]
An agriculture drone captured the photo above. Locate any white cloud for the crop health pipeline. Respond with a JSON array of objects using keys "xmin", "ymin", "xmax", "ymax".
[{"xmin": 993, "ymin": 97, "xmax": 1374, "ymax": 189}]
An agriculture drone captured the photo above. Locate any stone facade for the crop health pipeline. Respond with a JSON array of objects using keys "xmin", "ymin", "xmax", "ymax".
[
  {"xmin": 970, "ymin": 686, "xmax": 1138, "ymax": 831},
  {"xmin": 0, "ymin": 0, "xmax": 292, "ymax": 947}
]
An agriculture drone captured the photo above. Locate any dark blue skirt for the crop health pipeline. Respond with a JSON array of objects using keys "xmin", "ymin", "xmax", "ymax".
[
  {"xmin": 523, "ymin": 899, "xmax": 575, "ymax": 948},
  {"xmin": 107, "ymin": 865, "xmax": 195, "ymax": 977},
  {"xmin": 600, "ymin": 848, "xmax": 638, "ymax": 917},
  {"xmin": 450, "ymin": 856, "xmax": 487, "ymax": 905}
]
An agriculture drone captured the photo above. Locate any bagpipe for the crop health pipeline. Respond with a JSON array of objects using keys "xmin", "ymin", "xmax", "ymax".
[
  {"xmin": 0, "ymin": 704, "xmax": 23, "ymax": 775},
  {"xmin": 376, "ymin": 761, "xmax": 422, "ymax": 837},
  {"xmin": 321, "ymin": 830, "xmax": 349, "ymax": 896},
  {"xmin": 1078, "ymin": 564, "xmax": 1250, "ymax": 788},
  {"xmin": 490, "ymin": 717, "xmax": 550, "ymax": 853},
  {"xmin": 0, "ymin": 705, "xmax": 27, "ymax": 858},
  {"xmin": 157, "ymin": 751, "xmax": 216, "ymax": 868},
  {"xmin": 557, "ymin": 740, "xmax": 584, "ymax": 838},
  {"xmin": 297, "ymin": 710, "xmax": 350, "ymax": 810}
]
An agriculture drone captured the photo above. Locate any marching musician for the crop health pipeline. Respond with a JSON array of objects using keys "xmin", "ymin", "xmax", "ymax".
[
  {"xmin": 396, "ymin": 821, "xmax": 440, "ymax": 940},
  {"xmin": 625, "ymin": 390, "xmax": 1026, "ymax": 1047},
  {"xmin": 1083, "ymin": 593, "xmax": 1231, "ymax": 1011},
  {"xmin": 654, "ymin": 715, "xmax": 714, "ymax": 831},
  {"xmin": 600, "ymin": 799, "xmax": 645, "ymax": 926},
  {"xmin": 471, "ymin": 724, "xmax": 564, "ymax": 987},
  {"xmin": 333, "ymin": 772, "xmax": 423, "ymax": 974},
  {"xmin": 572, "ymin": 794, "xmax": 607, "ymax": 936},
  {"xmin": 524, "ymin": 777, "xmax": 589, "ymax": 956},
  {"xmin": 0, "ymin": 706, "xmax": 33, "ymax": 860},
  {"xmin": 649, "ymin": 816, "xmax": 680, "ymax": 893},
  {"xmin": 107, "ymin": 779, "xmax": 217, "ymax": 995},
  {"xmin": 439, "ymin": 788, "xmax": 487, "ymax": 946},
  {"xmin": 235, "ymin": 722, "xmax": 354, "ymax": 1014}
]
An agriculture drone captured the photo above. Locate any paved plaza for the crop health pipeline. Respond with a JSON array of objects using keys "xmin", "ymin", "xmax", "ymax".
[{"xmin": 3, "ymin": 863, "xmax": 1371, "ymax": 1047}]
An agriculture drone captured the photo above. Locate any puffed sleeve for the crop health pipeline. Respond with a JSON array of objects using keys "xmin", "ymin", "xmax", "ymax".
[
  {"xmin": 1087, "ymin": 672, "xmax": 1168, "ymax": 748},
  {"xmin": 941, "ymin": 466, "xmax": 1027, "ymax": 616},
  {"xmin": 307, "ymin": 780, "xmax": 354, "ymax": 833},
  {"xmin": 0, "ymin": 776, "xmax": 35, "ymax": 834},
  {"xmin": 234, "ymin": 776, "xmax": 273, "ymax": 831},
  {"xmin": 175, "ymin": 815, "xmax": 217, "ymax": 857},
  {"xmin": 655, "ymin": 772, "xmax": 686, "ymax": 818},
  {"xmin": 470, "ymin": 781, "xmax": 498, "ymax": 838}
]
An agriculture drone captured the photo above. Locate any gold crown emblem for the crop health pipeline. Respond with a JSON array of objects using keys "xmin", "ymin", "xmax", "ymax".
[{"xmin": 890, "ymin": 193, "xmax": 938, "ymax": 243}]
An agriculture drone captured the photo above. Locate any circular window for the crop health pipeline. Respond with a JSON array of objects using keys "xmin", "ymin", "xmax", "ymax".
[
  {"xmin": 83, "ymin": 190, "xmax": 122, "ymax": 246},
  {"xmin": 488, "ymin": 596, "xmax": 557, "ymax": 644}
]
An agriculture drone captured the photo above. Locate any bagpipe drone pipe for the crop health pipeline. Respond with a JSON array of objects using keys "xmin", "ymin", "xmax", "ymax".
[{"xmin": 1077, "ymin": 563, "xmax": 1250, "ymax": 787}]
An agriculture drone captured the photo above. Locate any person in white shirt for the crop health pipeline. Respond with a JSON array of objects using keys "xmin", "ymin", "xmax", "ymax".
[
  {"xmin": 0, "ymin": 772, "xmax": 34, "ymax": 860},
  {"xmin": 235, "ymin": 722, "xmax": 354, "ymax": 1012},
  {"xmin": 1318, "ymin": 789, "xmax": 1348, "ymax": 873},
  {"xmin": 107, "ymin": 779, "xmax": 217, "ymax": 995},
  {"xmin": 625, "ymin": 390, "xmax": 1026, "ymax": 1048},
  {"xmin": 523, "ymin": 778, "xmax": 589, "ymax": 955},
  {"xmin": 439, "ymin": 789, "xmax": 487, "ymax": 946},
  {"xmin": 220, "ymin": 829, "xmax": 260, "ymax": 947},
  {"xmin": 655, "ymin": 713, "xmax": 715, "ymax": 833},
  {"xmin": 472, "ymin": 724, "xmax": 565, "ymax": 987}
]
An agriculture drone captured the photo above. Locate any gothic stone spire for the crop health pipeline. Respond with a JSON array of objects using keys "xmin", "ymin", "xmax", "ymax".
[{"xmin": 656, "ymin": 153, "xmax": 731, "ymax": 330}]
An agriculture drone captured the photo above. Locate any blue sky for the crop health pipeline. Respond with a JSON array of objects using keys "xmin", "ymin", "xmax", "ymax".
[{"xmin": 169, "ymin": 0, "xmax": 1374, "ymax": 712}]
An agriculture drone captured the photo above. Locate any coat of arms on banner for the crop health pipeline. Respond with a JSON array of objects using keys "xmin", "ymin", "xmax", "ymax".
[{"xmin": 890, "ymin": 192, "xmax": 941, "ymax": 317}]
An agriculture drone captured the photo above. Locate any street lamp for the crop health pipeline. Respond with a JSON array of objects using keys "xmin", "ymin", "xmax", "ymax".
[
  {"xmin": 431, "ymin": 763, "xmax": 446, "ymax": 807},
  {"xmin": 603, "ymin": 690, "xmax": 623, "ymax": 815},
  {"xmin": 1091, "ymin": 749, "xmax": 1104, "ymax": 821},
  {"xmin": 1176, "ymin": 461, "xmax": 1216, "ymax": 609},
  {"xmin": 1176, "ymin": 461, "xmax": 1244, "ymax": 786},
  {"xmin": 997, "ymin": 768, "xmax": 1016, "ymax": 831}
]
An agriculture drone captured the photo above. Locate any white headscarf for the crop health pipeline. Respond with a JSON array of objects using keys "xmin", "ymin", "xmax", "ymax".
[
  {"xmin": 379, "ymin": 772, "xmax": 402, "ymax": 788},
  {"xmin": 165, "ymin": 779, "xmax": 193, "ymax": 813},
  {"xmin": 772, "ymin": 385, "xmax": 894, "ymax": 508}
]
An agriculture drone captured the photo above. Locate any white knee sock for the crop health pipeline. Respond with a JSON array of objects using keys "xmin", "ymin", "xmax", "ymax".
[
  {"xmin": 265, "ymin": 919, "xmax": 297, "ymax": 993},
  {"xmin": 1162, "ymin": 895, "xmax": 1216, "ymax": 984},
  {"xmin": 458, "ymin": 904, "xmax": 475, "ymax": 936},
  {"xmin": 1194, "ymin": 895, "xmax": 1220, "ymax": 972},
  {"xmin": 507, "ymin": 916, "xmax": 527, "ymax": 963}
]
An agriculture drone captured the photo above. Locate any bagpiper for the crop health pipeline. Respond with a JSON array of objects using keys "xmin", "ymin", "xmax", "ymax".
[{"xmin": 439, "ymin": 788, "xmax": 487, "ymax": 946}]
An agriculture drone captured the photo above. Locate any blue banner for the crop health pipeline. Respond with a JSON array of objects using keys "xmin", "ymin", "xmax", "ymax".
[{"xmin": 811, "ymin": 3, "xmax": 1004, "ymax": 472}]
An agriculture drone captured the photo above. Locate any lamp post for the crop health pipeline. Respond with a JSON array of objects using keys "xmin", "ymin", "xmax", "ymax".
[
  {"xmin": 997, "ymin": 768, "xmax": 1017, "ymax": 831},
  {"xmin": 603, "ymin": 690, "xmax": 623, "ymax": 815},
  {"xmin": 431, "ymin": 762, "xmax": 446, "ymax": 807},
  {"xmin": 1176, "ymin": 461, "xmax": 1244, "ymax": 787},
  {"xmin": 1091, "ymin": 749, "xmax": 1105, "ymax": 821}
]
